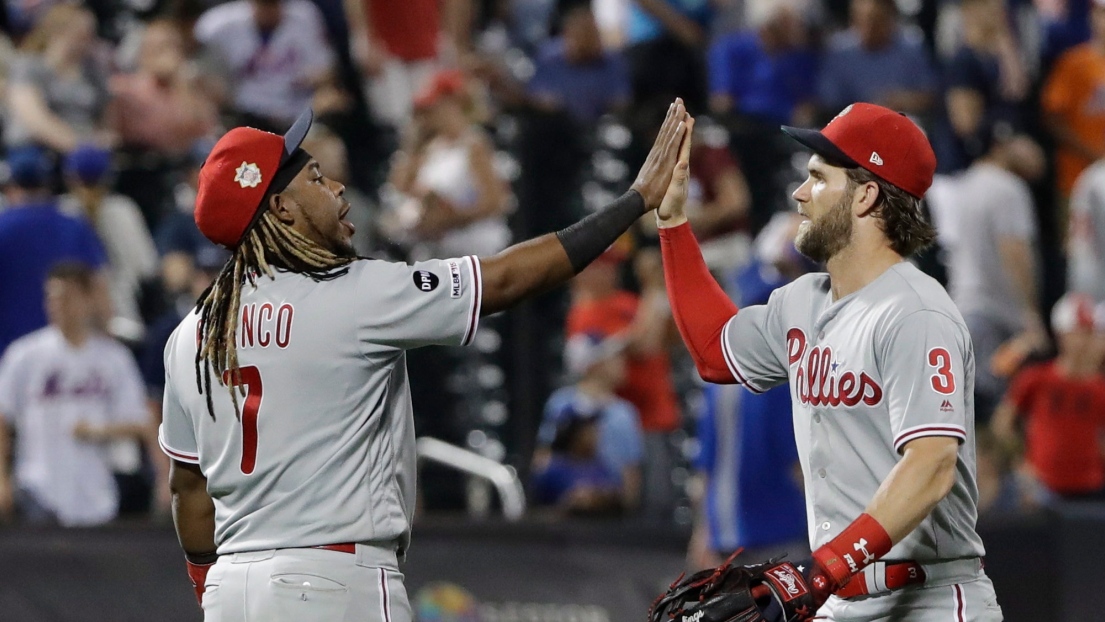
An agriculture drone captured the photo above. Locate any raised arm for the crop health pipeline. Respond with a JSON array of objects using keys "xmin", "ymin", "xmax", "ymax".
[
  {"xmin": 653, "ymin": 115, "xmax": 740, "ymax": 383},
  {"xmin": 478, "ymin": 99, "xmax": 689, "ymax": 315},
  {"xmin": 169, "ymin": 459, "xmax": 217, "ymax": 606}
]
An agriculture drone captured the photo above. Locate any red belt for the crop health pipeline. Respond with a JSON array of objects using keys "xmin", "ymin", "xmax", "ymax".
[
  {"xmin": 834, "ymin": 561, "xmax": 926, "ymax": 598},
  {"xmin": 313, "ymin": 543, "xmax": 357, "ymax": 554}
]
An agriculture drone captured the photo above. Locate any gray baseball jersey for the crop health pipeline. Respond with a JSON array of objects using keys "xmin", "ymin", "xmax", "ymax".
[
  {"xmin": 159, "ymin": 256, "xmax": 482, "ymax": 555},
  {"xmin": 721, "ymin": 261, "xmax": 985, "ymax": 562}
]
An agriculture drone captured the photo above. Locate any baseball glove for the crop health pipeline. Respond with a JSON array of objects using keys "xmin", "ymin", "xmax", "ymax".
[{"xmin": 648, "ymin": 551, "xmax": 817, "ymax": 622}]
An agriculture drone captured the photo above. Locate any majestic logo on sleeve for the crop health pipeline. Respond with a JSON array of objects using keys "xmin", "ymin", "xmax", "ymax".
[{"xmin": 786, "ymin": 328, "xmax": 883, "ymax": 407}]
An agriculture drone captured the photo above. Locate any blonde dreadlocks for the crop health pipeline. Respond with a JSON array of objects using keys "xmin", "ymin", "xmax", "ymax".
[{"xmin": 194, "ymin": 210, "xmax": 354, "ymax": 419}]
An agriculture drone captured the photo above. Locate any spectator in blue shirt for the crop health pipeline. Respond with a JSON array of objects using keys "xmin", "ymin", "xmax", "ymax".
[
  {"xmin": 707, "ymin": 0, "xmax": 818, "ymax": 125},
  {"xmin": 527, "ymin": 1, "xmax": 632, "ymax": 126},
  {"xmin": 0, "ymin": 146, "xmax": 107, "ymax": 357},
  {"xmin": 535, "ymin": 331, "xmax": 645, "ymax": 513},
  {"xmin": 688, "ymin": 213, "xmax": 812, "ymax": 569},
  {"xmin": 817, "ymin": 0, "xmax": 938, "ymax": 117},
  {"xmin": 531, "ymin": 405, "xmax": 626, "ymax": 516}
]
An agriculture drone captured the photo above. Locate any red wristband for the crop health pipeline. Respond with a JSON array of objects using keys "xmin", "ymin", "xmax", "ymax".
[
  {"xmin": 812, "ymin": 513, "xmax": 893, "ymax": 589},
  {"xmin": 186, "ymin": 558, "xmax": 215, "ymax": 605}
]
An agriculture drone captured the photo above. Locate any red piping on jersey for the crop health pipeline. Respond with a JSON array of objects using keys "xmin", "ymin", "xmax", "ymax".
[
  {"xmin": 659, "ymin": 222, "xmax": 739, "ymax": 384},
  {"xmin": 159, "ymin": 435, "xmax": 199, "ymax": 463},
  {"xmin": 379, "ymin": 568, "xmax": 392, "ymax": 622},
  {"xmin": 463, "ymin": 255, "xmax": 481, "ymax": 346},
  {"xmin": 721, "ymin": 323, "xmax": 765, "ymax": 393},
  {"xmin": 893, "ymin": 424, "xmax": 967, "ymax": 452}
]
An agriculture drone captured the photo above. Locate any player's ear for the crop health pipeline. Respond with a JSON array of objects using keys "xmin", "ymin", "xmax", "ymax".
[
  {"xmin": 854, "ymin": 181, "xmax": 880, "ymax": 218},
  {"xmin": 268, "ymin": 192, "xmax": 296, "ymax": 225}
]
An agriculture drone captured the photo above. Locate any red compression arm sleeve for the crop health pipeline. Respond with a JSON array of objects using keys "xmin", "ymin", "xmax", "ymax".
[{"xmin": 658, "ymin": 222, "xmax": 738, "ymax": 384}]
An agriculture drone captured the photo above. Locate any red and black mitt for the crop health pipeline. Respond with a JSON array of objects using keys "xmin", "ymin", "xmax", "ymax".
[{"xmin": 648, "ymin": 552, "xmax": 817, "ymax": 622}]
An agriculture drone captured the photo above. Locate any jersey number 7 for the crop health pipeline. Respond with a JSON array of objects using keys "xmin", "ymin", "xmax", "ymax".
[{"xmin": 221, "ymin": 366, "xmax": 263, "ymax": 475}]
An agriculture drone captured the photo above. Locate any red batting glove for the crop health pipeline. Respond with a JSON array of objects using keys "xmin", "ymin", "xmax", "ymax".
[
  {"xmin": 185, "ymin": 553, "xmax": 218, "ymax": 606},
  {"xmin": 808, "ymin": 513, "xmax": 892, "ymax": 609}
]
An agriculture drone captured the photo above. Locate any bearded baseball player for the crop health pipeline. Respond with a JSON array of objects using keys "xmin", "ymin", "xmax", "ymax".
[
  {"xmin": 650, "ymin": 103, "xmax": 1003, "ymax": 622},
  {"xmin": 160, "ymin": 101, "xmax": 689, "ymax": 621}
]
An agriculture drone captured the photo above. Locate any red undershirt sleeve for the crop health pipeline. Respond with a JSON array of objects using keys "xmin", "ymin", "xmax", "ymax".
[{"xmin": 658, "ymin": 222, "xmax": 738, "ymax": 384}]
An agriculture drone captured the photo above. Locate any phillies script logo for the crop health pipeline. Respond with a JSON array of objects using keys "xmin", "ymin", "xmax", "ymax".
[
  {"xmin": 766, "ymin": 565, "xmax": 808, "ymax": 601},
  {"xmin": 787, "ymin": 328, "xmax": 883, "ymax": 407}
]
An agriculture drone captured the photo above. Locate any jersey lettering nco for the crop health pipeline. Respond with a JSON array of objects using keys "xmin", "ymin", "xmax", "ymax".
[
  {"xmin": 159, "ymin": 256, "xmax": 482, "ymax": 555},
  {"xmin": 721, "ymin": 262, "xmax": 985, "ymax": 561}
]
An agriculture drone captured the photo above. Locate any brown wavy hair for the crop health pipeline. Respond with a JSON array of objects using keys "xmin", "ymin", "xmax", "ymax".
[{"xmin": 845, "ymin": 167, "xmax": 936, "ymax": 257}]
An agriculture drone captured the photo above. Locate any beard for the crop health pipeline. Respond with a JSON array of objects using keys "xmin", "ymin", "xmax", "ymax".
[
  {"xmin": 794, "ymin": 194, "xmax": 853, "ymax": 263},
  {"xmin": 331, "ymin": 236, "xmax": 358, "ymax": 259}
]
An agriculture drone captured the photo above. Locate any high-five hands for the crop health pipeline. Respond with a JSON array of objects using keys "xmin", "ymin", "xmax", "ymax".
[
  {"xmin": 656, "ymin": 112, "xmax": 695, "ymax": 228},
  {"xmin": 631, "ymin": 98, "xmax": 691, "ymax": 212}
]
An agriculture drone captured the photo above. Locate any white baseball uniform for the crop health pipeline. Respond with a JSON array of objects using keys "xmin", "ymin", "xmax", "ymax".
[
  {"xmin": 1068, "ymin": 160, "xmax": 1105, "ymax": 303},
  {"xmin": 0, "ymin": 327, "xmax": 149, "ymax": 526},
  {"xmin": 159, "ymin": 256, "xmax": 482, "ymax": 622},
  {"xmin": 721, "ymin": 261, "xmax": 1002, "ymax": 621}
]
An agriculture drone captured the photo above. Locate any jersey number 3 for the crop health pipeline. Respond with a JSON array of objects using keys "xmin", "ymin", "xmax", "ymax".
[
  {"xmin": 221, "ymin": 366, "xmax": 263, "ymax": 475},
  {"xmin": 927, "ymin": 348, "xmax": 956, "ymax": 395}
]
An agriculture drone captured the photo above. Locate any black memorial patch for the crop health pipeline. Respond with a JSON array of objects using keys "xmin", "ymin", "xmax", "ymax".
[{"xmin": 413, "ymin": 270, "xmax": 440, "ymax": 292}]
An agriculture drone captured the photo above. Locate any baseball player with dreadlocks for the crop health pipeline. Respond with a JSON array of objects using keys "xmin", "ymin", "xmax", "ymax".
[
  {"xmin": 159, "ymin": 102, "xmax": 689, "ymax": 621},
  {"xmin": 650, "ymin": 104, "xmax": 1003, "ymax": 621}
]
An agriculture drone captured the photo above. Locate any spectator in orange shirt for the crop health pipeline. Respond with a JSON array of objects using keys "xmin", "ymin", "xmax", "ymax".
[
  {"xmin": 991, "ymin": 293, "xmax": 1105, "ymax": 501},
  {"xmin": 567, "ymin": 246, "xmax": 680, "ymax": 432},
  {"xmin": 1042, "ymin": 0, "xmax": 1105, "ymax": 203},
  {"xmin": 566, "ymin": 244, "xmax": 683, "ymax": 518}
]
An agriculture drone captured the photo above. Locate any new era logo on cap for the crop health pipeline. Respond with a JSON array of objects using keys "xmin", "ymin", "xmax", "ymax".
[{"xmin": 781, "ymin": 103, "xmax": 936, "ymax": 198}]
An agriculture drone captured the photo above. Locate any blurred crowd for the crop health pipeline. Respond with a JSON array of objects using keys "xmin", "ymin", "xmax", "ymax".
[{"xmin": 0, "ymin": 0, "xmax": 1102, "ymax": 558}]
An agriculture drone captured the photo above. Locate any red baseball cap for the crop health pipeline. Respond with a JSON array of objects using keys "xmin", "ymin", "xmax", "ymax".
[
  {"xmin": 195, "ymin": 108, "xmax": 314, "ymax": 248},
  {"xmin": 1051, "ymin": 292, "xmax": 1104, "ymax": 333},
  {"xmin": 413, "ymin": 70, "xmax": 466, "ymax": 110},
  {"xmin": 782, "ymin": 103, "xmax": 937, "ymax": 198}
]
